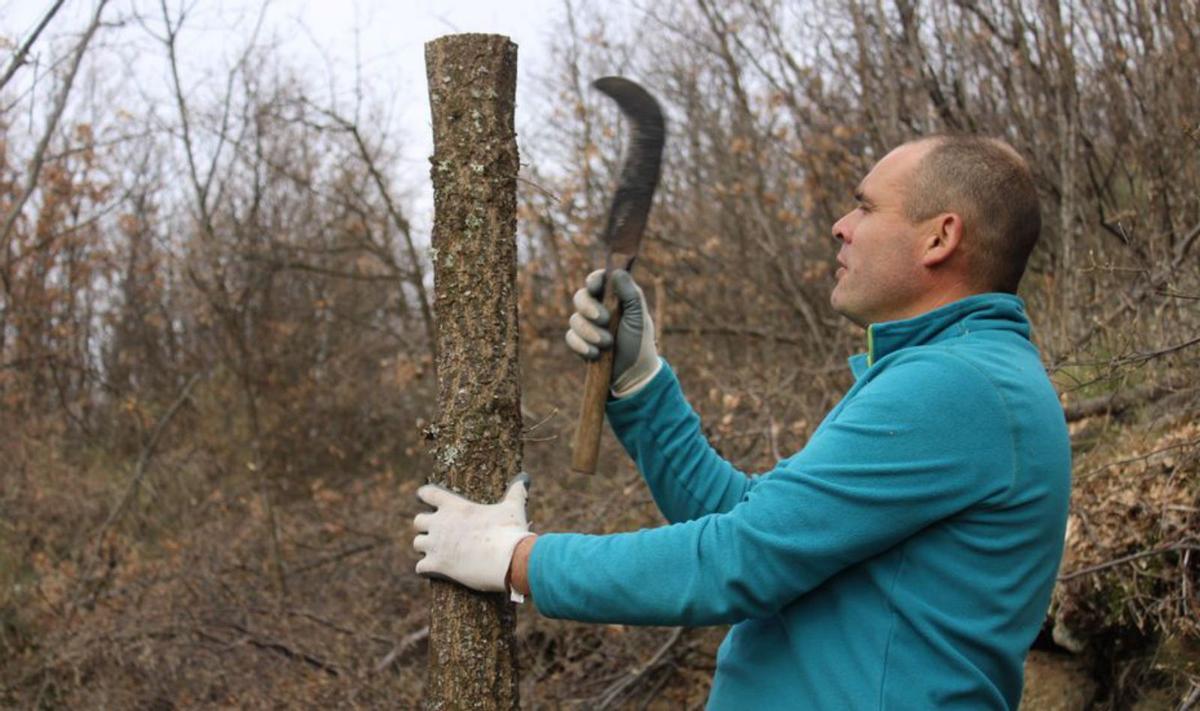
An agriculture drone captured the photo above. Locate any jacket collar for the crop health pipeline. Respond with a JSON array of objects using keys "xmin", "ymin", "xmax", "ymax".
[{"xmin": 848, "ymin": 293, "xmax": 1031, "ymax": 379}]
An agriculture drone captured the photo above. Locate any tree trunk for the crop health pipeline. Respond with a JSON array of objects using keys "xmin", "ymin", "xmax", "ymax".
[{"xmin": 423, "ymin": 34, "xmax": 522, "ymax": 711}]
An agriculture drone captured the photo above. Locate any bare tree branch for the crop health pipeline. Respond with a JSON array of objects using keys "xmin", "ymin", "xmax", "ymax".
[
  {"xmin": 302, "ymin": 101, "xmax": 437, "ymax": 360},
  {"xmin": 96, "ymin": 371, "xmax": 204, "ymax": 537},
  {"xmin": 0, "ymin": 0, "xmax": 110, "ymax": 251},
  {"xmin": 0, "ymin": 0, "xmax": 68, "ymax": 93}
]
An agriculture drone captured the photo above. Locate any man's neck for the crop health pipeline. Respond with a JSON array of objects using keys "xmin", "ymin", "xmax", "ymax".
[{"xmin": 876, "ymin": 281, "xmax": 982, "ymax": 326}]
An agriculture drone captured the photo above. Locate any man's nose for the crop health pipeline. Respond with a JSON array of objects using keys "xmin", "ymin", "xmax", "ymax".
[{"xmin": 831, "ymin": 214, "xmax": 849, "ymax": 243}]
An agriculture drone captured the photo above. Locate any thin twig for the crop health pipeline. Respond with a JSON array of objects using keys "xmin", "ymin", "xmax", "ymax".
[
  {"xmin": 1075, "ymin": 438, "xmax": 1200, "ymax": 481},
  {"xmin": 374, "ymin": 625, "xmax": 431, "ymax": 672},
  {"xmin": 1179, "ymin": 681, "xmax": 1200, "ymax": 711},
  {"xmin": 1058, "ymin": 539, "xmax": 1200, "ymax": 582},
  {"xmin": 1180, "ymin": 682, "xmax": 1200, "ymax": 711},
  {"xmin": 523, "ymin": 405, "xmax": 559, "ymax": 439},
  {"xmin": 1156, "ymin": 290, "xmax": 1200, "ymax": 302},
  {"xmin": 1113, "ymin": 335, "xmax": 1200, "ymax": 366},
  {"xmin": 245, "ymin": 606, "xmax": 392, "ymax": 646},
  {"xmin": 96, "ymin": 372, "xmax": 203, "ymax": 539},
  {"xmin": 289, "ymin": 540, "xmax": 389, "ymax": 575},
  {"xmin": 595, "ymin": 627, "xmax": 686, "ymax": 709},
  {"xmin": 517, "ymin": 174, "xmax": 562, "ymax": 202},
  {"xmin": 201, "ymin": 622, "xmax": 340, "ymax": 676},
  {"xmin": 522, "ymin": 406, "xmax": 559, "ymax": 434}
]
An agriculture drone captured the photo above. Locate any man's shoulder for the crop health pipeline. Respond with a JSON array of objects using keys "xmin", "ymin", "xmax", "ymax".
[
  {"xmin": 864, "ymin": 345, "xmax": 1004, "ymax": 399},
  {"xmin": 833, "ymin": 348, "xmax": 1011, "ymax": 446},
  {"xmin": 877, "ymin": 331, "xmax": 1046, "ymax": 391},
  {"xmin": 861, "ymin": 339, "xmax": 1063, "ymax": 447}
]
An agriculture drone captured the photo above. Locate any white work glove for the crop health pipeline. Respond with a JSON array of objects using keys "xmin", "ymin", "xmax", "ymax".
[
  {"xmin": 565, "ymin": 268, "xmax": 661, "ymax": 398},
  {"xmin": 413, "ymin": 474, "xmax": 534, "ymax": 600}
]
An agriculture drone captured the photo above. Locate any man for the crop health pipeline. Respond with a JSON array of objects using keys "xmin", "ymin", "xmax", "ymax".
[{"xmin": 413, "ymin": 135, "xmax": 1071, "ymax": 709}]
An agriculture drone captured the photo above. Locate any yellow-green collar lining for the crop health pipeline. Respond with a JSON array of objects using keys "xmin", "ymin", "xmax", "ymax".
[{"xmin": 866, "ymin": 324, "xmax": 876, "ymax": 367}]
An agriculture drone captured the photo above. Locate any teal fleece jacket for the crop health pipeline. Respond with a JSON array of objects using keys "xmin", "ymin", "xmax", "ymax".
[{"xmin": 529, "ymin": 294, "xmax": 1071, "ymax": 709}]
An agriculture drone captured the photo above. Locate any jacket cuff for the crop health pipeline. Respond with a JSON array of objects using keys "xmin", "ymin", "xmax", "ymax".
[
  {"xmin": 606, "ymin": 358, "xmax": 676, "ymax": 418},
  {"xmin": 611, "ymin": 357, "xmax": 664, "ymax": 398}
]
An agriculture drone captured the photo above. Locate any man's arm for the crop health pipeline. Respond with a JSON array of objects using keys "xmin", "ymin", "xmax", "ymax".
[
  {"xmin": 607, "ymin": 360, "xmax": 755, "ymax": 522},
  {"xmin": 569, "ymin": 270, "xmax": 754, "ymax": 523},
  {"xmin": 526, "ymin": 353, "xmax": 1014, "ymax": 626}
]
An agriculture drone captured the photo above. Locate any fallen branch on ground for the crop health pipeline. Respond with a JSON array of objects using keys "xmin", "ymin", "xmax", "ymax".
[
  {"xmin": 1058, "ymin": 538, "xmax": 1200, "ymax": 582},
  {"xmin": 594, "ymin": 627, "xmax": 687, "ymax": 710}
]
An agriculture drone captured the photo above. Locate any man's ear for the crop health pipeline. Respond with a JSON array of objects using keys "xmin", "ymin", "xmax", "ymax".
[{"xmin": 921, "ymin": 212, "xmax": 964, "ymax": 268}]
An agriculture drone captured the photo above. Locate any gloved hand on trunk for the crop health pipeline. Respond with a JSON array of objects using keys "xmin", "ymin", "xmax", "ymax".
[{"xmin": 413, "ymin": 474, "xmax": 534, "ymax": 601}]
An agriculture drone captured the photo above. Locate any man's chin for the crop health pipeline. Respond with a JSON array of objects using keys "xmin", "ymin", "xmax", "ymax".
[{"xmin": 830, "ymin": 292, "xmax": 868, "ymax": 329}]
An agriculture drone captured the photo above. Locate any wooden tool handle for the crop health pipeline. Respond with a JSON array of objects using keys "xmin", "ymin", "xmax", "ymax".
[{"xmin": 571, "ymin": 284, "xmax": 624, "ymax": 475}]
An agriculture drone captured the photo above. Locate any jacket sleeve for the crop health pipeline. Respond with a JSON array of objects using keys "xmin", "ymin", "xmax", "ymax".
[
  {"xmin": 531, "ymin": 352, "xmax": 1015, "ymax": 626},
  {"xmin": 605, "ymin": 359, "xmax": 754, "ymax": 524}
]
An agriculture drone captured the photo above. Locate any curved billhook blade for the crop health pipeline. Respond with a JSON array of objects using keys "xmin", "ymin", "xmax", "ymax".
[{"xmin": 593, "ymin": 77, "xmax": 666, "ymax": 258}]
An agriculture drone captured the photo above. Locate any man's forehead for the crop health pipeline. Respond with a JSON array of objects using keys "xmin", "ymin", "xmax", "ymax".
[{"xmin": 860, "ymin": 142, "xmax": 930, "ymax": 196}]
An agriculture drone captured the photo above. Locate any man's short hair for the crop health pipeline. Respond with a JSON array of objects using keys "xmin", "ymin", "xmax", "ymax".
[{"xmin": 905, "ymin": 135, "xmax": 1041, "ymax": 294}]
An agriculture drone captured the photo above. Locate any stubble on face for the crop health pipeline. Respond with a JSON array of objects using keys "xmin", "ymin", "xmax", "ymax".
[{"xmin": 829, "ymin": 142, "xmax": 934, "ymax": 327}]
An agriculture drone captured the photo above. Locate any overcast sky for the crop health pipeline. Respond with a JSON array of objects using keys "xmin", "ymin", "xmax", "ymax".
[{"xmin": 2, "ymin": 0, "xmax": 578, "ymax": 229}]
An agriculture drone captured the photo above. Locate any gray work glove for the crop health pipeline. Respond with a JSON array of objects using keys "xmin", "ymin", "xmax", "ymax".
[{"xmin": 565, "ymin": 269, "xmax": 661, "ymax": 398}]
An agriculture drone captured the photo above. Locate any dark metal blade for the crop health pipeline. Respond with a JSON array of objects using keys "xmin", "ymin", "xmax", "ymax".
[{"xmin": 593, "ymin": 76, "xmax": 666, "ymax": 258}]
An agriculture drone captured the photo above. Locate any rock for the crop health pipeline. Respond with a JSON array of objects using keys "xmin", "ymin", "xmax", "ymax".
[{"xmin": 1022, "ymin": 650, "xmax": 1097, "ymax": 710}]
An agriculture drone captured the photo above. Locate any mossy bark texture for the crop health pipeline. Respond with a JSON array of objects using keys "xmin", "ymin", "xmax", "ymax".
[{"xmin": 423, "ymin": 34, "xmax": 522, "ymax": 711}]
